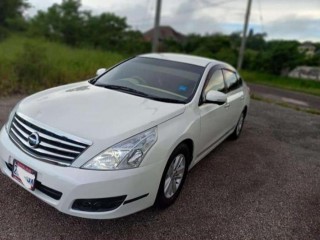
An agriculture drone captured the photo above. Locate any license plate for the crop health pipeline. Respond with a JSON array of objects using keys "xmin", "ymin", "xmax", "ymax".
[{"xmin": 12, "ymin": 160, "xmax": 37, "ymax": 191}]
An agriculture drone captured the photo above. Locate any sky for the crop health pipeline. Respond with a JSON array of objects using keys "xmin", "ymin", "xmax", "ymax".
[{"xmin": 26, "ymin": 0, "xmax": 320, "ymax": 42}]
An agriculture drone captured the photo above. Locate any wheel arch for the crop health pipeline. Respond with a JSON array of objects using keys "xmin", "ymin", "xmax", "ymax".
[
  {"xmin": 178, "ymin": 138, "xmax": 194, "ymax": 165},
  {"xmin": 243, "ymin": 105, "xmax": 248, "ymax": 117}
]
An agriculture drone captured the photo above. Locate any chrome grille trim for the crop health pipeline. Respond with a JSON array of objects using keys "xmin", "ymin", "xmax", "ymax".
[
  {"xmin": 14, "ymin": 116, "xmax": 88, "ymax": 149},
  {"xmin": 10, "ymin": 129, "xmax": 74, "ymax": 159},
  {"xmin": 40, "ymin": 142, "xmax": 81, "ymax": 154},
  {"xmin": 9, "ymin": 113, "xmax": 92, "ymax": 166}
]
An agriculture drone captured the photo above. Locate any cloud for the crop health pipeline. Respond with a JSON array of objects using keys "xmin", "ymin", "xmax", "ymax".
[
  {"xmin": 160, "ymin": 0, "xmax": 223, "ymax": 34},
  {"xmin": 266, "ymin": 15, "xmax": 320, "ymax": 41},
  {"xmin": 26, "ymin": 0, "xmax": 60, "ymax": 16},
  {"xmin": 25, "ymin": 0, "xmax": 320, "ymax": 41}
]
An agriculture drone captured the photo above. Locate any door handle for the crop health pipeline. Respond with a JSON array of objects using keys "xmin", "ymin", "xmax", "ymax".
[{"xmin": 224, "ymin": 103, "xmax": 230, "ymax": 108}]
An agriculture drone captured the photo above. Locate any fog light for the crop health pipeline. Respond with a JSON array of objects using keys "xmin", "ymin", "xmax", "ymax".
[{"xmin": 72, "ymin": 195, "xmax": 127, "ymax": 212}]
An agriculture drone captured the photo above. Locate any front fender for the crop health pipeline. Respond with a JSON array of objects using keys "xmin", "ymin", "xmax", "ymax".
[{"xmin": 141, "ymin": 107, "xmax": 201, "ymax": 170}]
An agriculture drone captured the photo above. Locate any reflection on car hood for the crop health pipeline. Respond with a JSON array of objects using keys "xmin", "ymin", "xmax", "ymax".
[{"xmin": 17, "ymin": 81, "xmax": 186, "ymax": 143}]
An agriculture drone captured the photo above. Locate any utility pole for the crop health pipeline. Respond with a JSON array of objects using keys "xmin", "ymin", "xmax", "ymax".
[
  {"xmin": 152, "ymin": 0, "xmax": 162, "ymax": 52},
  {"xmin": 237, "ymin": 0, "xmax": 252, "ymax": 70}
]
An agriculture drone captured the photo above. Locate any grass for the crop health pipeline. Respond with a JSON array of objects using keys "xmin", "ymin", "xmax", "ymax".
[
  {"xmin": 241, "ymin": 71, "xmax": 320, "ymax": 97},
  {"xmin": 251, "ymin": 94, "xmax": 320, "ymax": 115},
  {"xmin": 0, "ymin": 35, "xmax": 126, "ymax": 95},
  {"xmin": 1, "ymin": 35, "xmax": 319, "ymax": 98}
]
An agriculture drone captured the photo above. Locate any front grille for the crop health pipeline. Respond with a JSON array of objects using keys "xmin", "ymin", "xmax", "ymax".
[{"xmin": 9, "ymin": 113, "xmax": 91, "ymax": 166}]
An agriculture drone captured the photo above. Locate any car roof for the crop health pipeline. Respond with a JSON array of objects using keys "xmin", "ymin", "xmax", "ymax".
[{"xmin": 139, "ymin": 53, "xmax": 223, "ymax": 67}]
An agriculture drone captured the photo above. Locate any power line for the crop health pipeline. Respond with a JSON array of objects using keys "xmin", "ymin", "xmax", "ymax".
[
  {"xmin": 132, "ymin": 9, "xmax": 244, "ymax": 28},
  {"xmin": 132, "ymin": 0, "xmax": 152, "ymax": 30},
  {"xmin": 174, "ymin": 0, "xmax": 240, "ymax": 15},
  {"xmin": 130, "ymin": 2, "xmax": 243, "ymax": 25},
  {"xmin": 257, "ymin": 0, "xmax": 265, "ymax": 33}
]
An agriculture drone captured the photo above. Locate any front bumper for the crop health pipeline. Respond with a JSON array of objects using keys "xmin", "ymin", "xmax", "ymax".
[{"xmin": 0, "ymin": 127, "xmax": 163, "ymax": 219}]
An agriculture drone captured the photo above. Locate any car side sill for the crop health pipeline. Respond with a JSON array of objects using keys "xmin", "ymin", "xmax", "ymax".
[
  {"xmin": 190, "ymin": 126, "xmax": 236, "ymax": 170},
  {"xmin": 196, "ymin": 127, "xmax": 234, "ymax": 159}
]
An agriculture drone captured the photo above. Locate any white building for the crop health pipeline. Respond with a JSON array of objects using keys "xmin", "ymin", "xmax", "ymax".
[
  {"xmin": 289, "ymin": 66, "xmax": 320, "ymax": 81},
  {"xmin": 298, "ymin": 42, "xmax": 316, "ymax": 57}
]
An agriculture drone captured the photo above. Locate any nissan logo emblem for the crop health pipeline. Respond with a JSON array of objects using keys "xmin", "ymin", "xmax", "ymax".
[{"xmin": 28, "ymin": 132, "xmax": 40, "ymax": 148}]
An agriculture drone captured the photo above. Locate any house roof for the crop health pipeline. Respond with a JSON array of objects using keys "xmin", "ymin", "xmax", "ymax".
[
  {"xmin": 143, "ymin": 26, "xmax": 185, "ymax": 42},
  {"xmin": 300, "ymin": 41, "xmax": 315, "ymax": 47}
]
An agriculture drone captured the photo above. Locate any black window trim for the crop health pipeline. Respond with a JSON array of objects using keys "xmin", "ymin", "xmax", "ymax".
[{"xmin": 198, "ymin": 64, "xmax": 227, "ymax": 106}]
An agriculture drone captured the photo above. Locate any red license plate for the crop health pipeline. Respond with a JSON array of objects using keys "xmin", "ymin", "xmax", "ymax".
[{"xmin": 12, "ymin": 160, "xmax": 37, "ymax": 191}]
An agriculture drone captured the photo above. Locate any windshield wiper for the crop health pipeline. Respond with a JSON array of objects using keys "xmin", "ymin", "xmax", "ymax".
[
  {"xmin": 147, "ymin": 96, "xmax": 185, "ymax": 104},
  {"xmin": 96, "ymin": 84, "xmax": 149, "ymax": 97},
  {"xmin": 96, "ymin": 84, "xmax": 185, "ymax": 104}
]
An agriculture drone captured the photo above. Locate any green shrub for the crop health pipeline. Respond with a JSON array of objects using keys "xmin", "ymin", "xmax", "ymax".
[
  {"xmin": 0, "ymin": 26, "xmax": 9, "ymax": 41},
  {"xmin": 13, "ymin": 42, "xmax": 49, "ymax": 93},
  {"xmin": 0, "ymin": 35, "xmax": 126, "ymax": 95}
]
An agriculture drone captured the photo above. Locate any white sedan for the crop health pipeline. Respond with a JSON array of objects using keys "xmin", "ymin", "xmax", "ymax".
[{"xmin": 0, "ymin": 53, "xmax": 250, "ymax": 219}]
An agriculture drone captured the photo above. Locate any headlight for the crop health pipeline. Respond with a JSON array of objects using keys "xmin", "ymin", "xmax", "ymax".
[
  {"xmin": 82, "ymin": 127, "xmax": 157, "ymax": 170},
  {"xmin": 5, "ymin": 102, "xmax": 20, "ymax": 133}
]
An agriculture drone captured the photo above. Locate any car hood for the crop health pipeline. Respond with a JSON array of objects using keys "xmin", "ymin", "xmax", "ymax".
[{"xmin": 17, "ymin": 81, "xmax": 186, "ymax": 146}]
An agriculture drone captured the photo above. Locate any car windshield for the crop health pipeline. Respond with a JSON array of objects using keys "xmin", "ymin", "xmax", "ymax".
[{"xmin": 93, "ymin": 57, "xmax": 205, "ymax": 103}]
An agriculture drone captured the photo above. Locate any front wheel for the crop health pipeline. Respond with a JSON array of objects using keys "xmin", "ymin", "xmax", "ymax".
[
  {"xmin": 230, "ymin": 111, "xmax": 245, "ymax": 140},
  {"xmin": 155, "ymin": 144, "xmax": 190, "ymax": 208}
]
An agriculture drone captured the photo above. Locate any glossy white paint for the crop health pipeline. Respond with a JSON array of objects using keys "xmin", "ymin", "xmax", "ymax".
[
  {"xmin": 0, "ymin": 53, "xmax": 250, "ymax": 219},
  {"xmin": 17, "ymin": 82, "xmax": 186, "ymax": 168},
  {"xmin": 205, "ymin": 90, "xmax": 227, "ymax": 104}
]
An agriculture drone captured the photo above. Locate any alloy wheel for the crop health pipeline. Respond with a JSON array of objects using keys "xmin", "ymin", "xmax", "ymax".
[
  {"xmin": 164, "ymin": 154, "xmax": 186, "ymax": 198},
  {"xmin": 236, "ymin": 113, "xmax": 244, "ymax": 136}
]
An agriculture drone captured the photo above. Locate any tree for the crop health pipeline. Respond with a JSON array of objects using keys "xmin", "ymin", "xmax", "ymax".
[
  {"xmin": 246, "ymin": 32, "xmax": 267, "ymax": 51},
  {"xmin": 184, "ymin": 34, "xmax": 232, "ymax": 58},
  {"xmin": 30, "ymin": 0, "xmax": 146, "ymax": 53},
  {"xmin": 31, "ymin": 0, "xmax": 85, "ymax": 45},
  {"xmin": 214, "ymin": 48, "xmax": 237, "ymax": 66},
  {"xmin": 0, "ymin": 0, "xmax": 29, "ymax": 30},
  {"xmin": 184, "ymin": 34, "xmax": 204, "ymax": 53},
  {"xmin": 121, "ymin": 30, "xmax": 150, "ymax": 54},
  {"xmin": 83, "ymin": 12, "xmax": 128, "ymax": 50},
  {"xmin": 268, "ymin": 41, "xmax": 303, "ymax": 74}
]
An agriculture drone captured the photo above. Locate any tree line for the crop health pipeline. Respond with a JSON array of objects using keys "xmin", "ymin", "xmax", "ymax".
[
  {"xmin": 0, "ymin": 0, "xmax": 150, "ymax": 54},
  {"xmin": 1, "ymin": 0, "xmax": 319, "ymax": 75}
]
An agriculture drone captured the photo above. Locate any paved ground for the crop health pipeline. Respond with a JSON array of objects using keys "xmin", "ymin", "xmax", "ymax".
[
  {"xmin": 0, "ymin": 96, "xmax": 319, "ymax": 240},
  {"xmin": 248, "ymin": 83, "xmax": 320, "ymax": 111}
]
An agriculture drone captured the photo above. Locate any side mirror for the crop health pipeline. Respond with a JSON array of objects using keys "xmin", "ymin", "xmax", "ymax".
[
  {"xmin": 96, "ymin": 68, "xmax": 107, "ymax": 76},
  {"xmin": 205, "ymin": 90, "xmax": 227, "ymax": 105}
]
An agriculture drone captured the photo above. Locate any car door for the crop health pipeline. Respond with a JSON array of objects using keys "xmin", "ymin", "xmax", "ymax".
[
  {"xmin": 198, "ymin": 67, "xmax": 230, "ymax": 156},
  {"xmin": 222, "ymin": 69, "xmax": 245, "ymax": 129}
]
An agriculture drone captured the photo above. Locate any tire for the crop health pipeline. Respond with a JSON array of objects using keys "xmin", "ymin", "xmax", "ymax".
[
  {"xmin": 155, "ymin": 143, "xmax": 190, "ymax": 209},
  {"xmin": 230, "ymin": 111, "xmax": 246, "ymax": 140}
]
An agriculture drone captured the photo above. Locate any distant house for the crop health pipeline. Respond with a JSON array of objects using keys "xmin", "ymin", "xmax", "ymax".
[
  {"xmin": 143, "ymin": 26, "xmax": 185, "ymax": 43},
  {"xmin": 298, "ymin": 42, "xmax": 316, "ymax": 57},
  {"xmin": 288, "ymin": 66, "xmax": 320, "ymax": 81}
]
